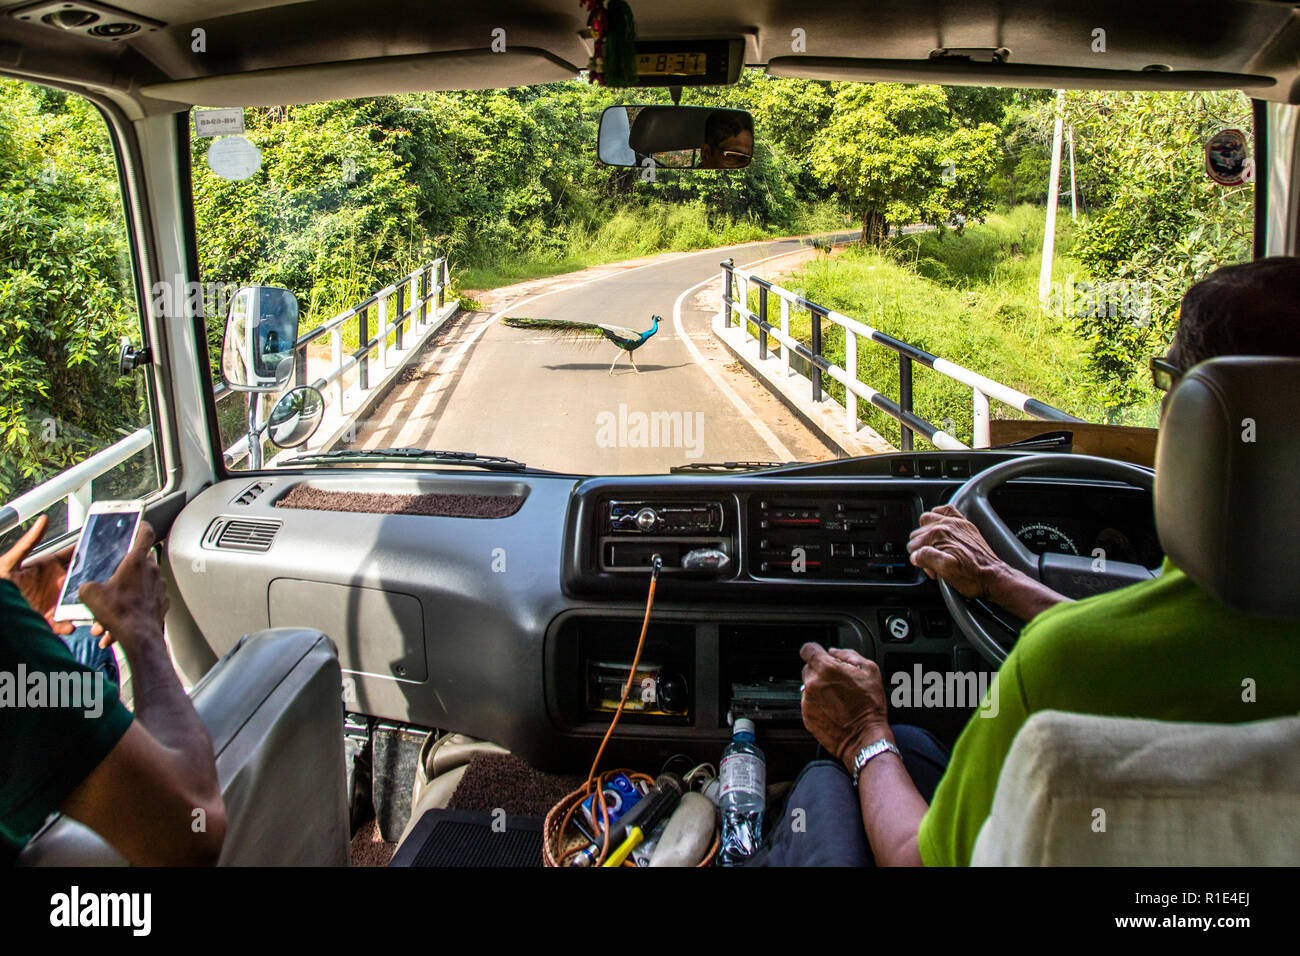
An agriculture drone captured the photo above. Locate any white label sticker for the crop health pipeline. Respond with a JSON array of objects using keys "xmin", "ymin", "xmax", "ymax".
[
  {"xmin": 194, "ymin": 108, "xmax": 245, "ymax": 137},
  {"xmin": 719, "ymin": 753, "xmax": 765, "ymax": 799},
  {"xmin": 207, "ymin": 135, "xmax": 261, "ymax": 181}
]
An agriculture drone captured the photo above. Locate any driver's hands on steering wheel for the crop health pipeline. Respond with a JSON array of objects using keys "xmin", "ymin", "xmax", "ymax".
[
  {"xmin": 908, "ymin": 505, "xmax": 1067, "ymax": 622},
  {"xmin": 907, "ymin": 505, "xmax": 1010, "ymax": 598}
]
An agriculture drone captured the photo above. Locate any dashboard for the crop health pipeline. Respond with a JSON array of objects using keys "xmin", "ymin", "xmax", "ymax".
[
  {"xmin": 991, "ymin": 482, "xmax": 1162, "ymax": 567},
  {"xmin": 165, "ymin": 450, "xmax": 1158, "ymax": 774}
]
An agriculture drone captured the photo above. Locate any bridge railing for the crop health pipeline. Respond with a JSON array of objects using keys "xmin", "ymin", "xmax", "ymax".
[
  {"xmin": 1, "ymin": 257, "xmax": 451, "ymax": 538},
  {"xmin": 720, "ymin": 258, "xmax": 1081, "ymax": 451}
]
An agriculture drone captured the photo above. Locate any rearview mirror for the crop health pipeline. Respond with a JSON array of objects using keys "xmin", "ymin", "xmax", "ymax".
[
  {"xmin": 598, "ymin": 105, "xmax": 753, "ymax": 170},
  {"xmin": 221, "ymin": 286, "xmax": 301, "ymax": 392},
  {"xmin": 265, "ymin": 385, "xmax": 324, "ymax": 449}
]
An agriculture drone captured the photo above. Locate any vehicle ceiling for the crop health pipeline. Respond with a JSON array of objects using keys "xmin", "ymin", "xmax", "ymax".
[{"xmin": 0, "ymin": 0, "xmax": 1297, "ymax": 115}]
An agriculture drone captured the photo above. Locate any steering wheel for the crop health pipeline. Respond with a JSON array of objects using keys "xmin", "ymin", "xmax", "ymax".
[{"xmin": 938, "ymin": 453, "xmax": 1158, "ymax": 667}]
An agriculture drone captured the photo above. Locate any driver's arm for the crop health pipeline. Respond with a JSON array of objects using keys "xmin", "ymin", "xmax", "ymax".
[
  {"xmin": 799, "ymin": 643, "xmax": 927, "ymax": 866},
  {"xmin": 800, "ymin": 640, "xmax": 1036, "ymax": 867},
  {"xmin": 907, "ymin": 505, "xmax": 1070, "ymax": 621}
]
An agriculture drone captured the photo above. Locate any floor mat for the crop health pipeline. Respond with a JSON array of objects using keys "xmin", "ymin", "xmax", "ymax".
[
  {"xmin": 349, "ymin": 816, "xmax": 397, "ymax": 867},
  {"xmin": 389, "ymin": 810, "xmax": 543, "ymax": 867},
  {"xmin": 447, "ymin": 752, "xmax": 584, "ymax": 817}
]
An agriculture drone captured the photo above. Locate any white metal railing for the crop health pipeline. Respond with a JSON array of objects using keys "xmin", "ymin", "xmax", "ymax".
[
  {"xmin": 720, "ymin": 260, "xmax": 1082, "ymax": 451},
  {"xmin": 0, "ymin": 427, "xmax": 154, "ymax": 535},
  {"xmin": 1, "ymin": 258, "xmax": 452, "ymax": 537}
]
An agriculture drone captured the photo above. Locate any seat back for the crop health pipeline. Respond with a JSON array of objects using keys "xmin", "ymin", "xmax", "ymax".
[
  {"xmin": 1155, "ymin": 355, "xmax": 1300, "ymax": 619},
  {"xmin": 971, "ymin": 710, "xmax": 1300, "ymax": 865},
  {"xmin": 18, "ymin": 627, "xmax": 349, "ymax": 867}
]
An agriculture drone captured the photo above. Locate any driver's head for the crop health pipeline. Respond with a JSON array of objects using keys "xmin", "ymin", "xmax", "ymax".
[
  {"xmin": 1162, "ymin": 256, "xmax": 1300, "ymax": 410},
  {"xmin": 700, "ymin": 111, "xmax": 753, "ymax": 170}
]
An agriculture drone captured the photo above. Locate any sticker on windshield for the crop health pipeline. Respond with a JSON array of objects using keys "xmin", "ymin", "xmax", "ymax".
[
  {"xmin": 194, "ymin": 108, "xmax": 245, "ymax": 137},
  {"xmin": 207, "ymin": 135, "xmax": 261, "ymax": 181}
]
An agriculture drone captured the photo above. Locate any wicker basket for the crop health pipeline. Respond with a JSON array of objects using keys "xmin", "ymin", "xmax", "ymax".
[{"xmin": 543, "ymin": 771, "xmax": 719, "ymax": 867}]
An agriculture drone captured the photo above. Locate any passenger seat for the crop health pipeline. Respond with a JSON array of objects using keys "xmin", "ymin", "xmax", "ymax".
[{"xmin": 18, "ymin": 628, "xmax": 350, "ymax": 866}]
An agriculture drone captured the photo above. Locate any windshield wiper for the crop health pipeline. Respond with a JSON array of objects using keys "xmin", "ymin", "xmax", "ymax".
[
  {"xmin": 669, "ymin": 460, "xmax": 792, "ymax": 473},
  {"xmin": 283, "ymin": 447, "xmax": 529, "ymax": 472}
]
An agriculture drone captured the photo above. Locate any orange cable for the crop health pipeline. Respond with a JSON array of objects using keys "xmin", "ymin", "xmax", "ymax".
[{"xmin": 557, "ymin": 556, "xmax": 661, "ymax": 866}]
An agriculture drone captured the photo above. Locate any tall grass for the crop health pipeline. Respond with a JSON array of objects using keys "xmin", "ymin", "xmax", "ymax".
[
  {"xmin": 747, "ymin": 205, "xmax": 1161, "ymax": 449},
  {"xmin": 455, "ymin": 200, "xmax": 849, "ymax": 291}
]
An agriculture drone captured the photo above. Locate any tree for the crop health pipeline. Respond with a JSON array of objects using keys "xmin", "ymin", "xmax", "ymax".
[
  {"xmin": 1060, "ymin": 90, "xmax": 1253, "ymax": 413},
  {"xmin": 192, "ymin": 98, "xmax": 424, "ymax": 332},
  {"xmin": 810, "ymin": 84, "xmax": 1002, "ymax": 243},
  {"xmin": 0, "ymin": 80, "xmax": 149, "ymax": 502}
]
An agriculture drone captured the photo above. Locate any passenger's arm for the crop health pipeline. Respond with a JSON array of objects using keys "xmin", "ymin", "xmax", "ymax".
[
  {"xmin": 59, "ymin": 523, "xmax": 226, "ymax": 866},
  {"xmin": 907, "ymin": 505, "xmax": 1069, "ymax": 622},
  {"xmin": 798, "ymin": 644, "xmax": 925, "ymax": 867}
]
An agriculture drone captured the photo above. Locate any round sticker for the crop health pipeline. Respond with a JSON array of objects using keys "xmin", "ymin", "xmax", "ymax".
[{"xmin": 207, "ymin": 135, "xmax": 262, "ymax": 181}]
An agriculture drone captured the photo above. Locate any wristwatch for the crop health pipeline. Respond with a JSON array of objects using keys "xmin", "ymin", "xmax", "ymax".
[{"xmin": 850, "ymin": 738, "xmax": 902, "ymax": 787}]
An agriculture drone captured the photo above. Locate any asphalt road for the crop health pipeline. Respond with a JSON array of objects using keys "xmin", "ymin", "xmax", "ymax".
[{"xmin": 351, "ymin": 234, "xmax": 858, "ymax": 474}]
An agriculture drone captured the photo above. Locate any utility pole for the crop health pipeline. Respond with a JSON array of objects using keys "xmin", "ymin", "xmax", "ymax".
[
  {"xmin": 1068, "ymin": 124, "xmax": 1078, "ymax": 220},
  {"xmin": 1039, "ymin": 89, "xmax": 1066, "ymax": 310}
]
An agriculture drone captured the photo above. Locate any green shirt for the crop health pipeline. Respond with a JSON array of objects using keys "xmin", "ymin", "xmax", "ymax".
[
  {"xmin": 918, "ymin": 559, "xmax": 1300, "ymax": 866},
  {"xmin": 0, "ymin": 578, "xmax": 133, "ymax": 863}
]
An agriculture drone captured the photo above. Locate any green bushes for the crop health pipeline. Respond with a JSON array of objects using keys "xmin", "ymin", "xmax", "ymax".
[
  {"xmin": 0, "ymin": 81, "xmax": 152, "ymax": 501},
  {"xmin": 1061, "ymin": 91, "xmax": 1253, "ymax": 413},
  {"xmin": 455, "ymin": 200, "xmax": 848, "ymax": 291}
]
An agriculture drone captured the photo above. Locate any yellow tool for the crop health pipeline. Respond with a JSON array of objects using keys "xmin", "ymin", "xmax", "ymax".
[{"xmin": 599, "ymin": 772, "xmax": 684, "ymax": 867}]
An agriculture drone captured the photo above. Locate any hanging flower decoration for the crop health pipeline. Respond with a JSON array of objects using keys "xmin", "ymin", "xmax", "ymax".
[{"xmin": 581, "ymin": 0, "xmax": 637, "ymax": 87}]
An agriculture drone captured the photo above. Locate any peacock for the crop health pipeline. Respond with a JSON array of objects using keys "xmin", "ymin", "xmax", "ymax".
[{"xmin": 503, "ymin": 314, "xmax": 661, "ymax": 374}]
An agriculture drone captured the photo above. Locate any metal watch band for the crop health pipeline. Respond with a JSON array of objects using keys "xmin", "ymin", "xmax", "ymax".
[{"xmin": 851, "ymin": 738, "xmax": 902, "ymax": 786}]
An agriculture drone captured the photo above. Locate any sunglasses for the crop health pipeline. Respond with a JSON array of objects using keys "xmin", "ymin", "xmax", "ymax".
[
  {"xmin": 718, "ymin": 150, "xmax": 751, "ymax": 167},
  {"xmin": 1150, "ymin": 355, "xmax": 1183, "ymax": 392}
]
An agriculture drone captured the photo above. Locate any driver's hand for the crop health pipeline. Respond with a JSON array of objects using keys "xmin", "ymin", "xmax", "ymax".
[
  {"xmin": 906, "ymin": 505, "xmax": 1009, "ymax": 600},
  {"xmin": 799, "ymin": 642, "xmax": 891, "ymax": 767}
]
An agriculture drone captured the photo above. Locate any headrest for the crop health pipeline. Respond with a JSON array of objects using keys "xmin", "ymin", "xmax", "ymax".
[
  {"xmin": 1155, "ymin": 356, "xmax": 1300, "ymax": 619},
  {"xmin": 628, "ymin": 107, "xmax": 707, "ymax": 156}
]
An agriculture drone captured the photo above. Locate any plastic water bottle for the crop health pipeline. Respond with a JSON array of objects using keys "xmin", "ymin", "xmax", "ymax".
[{"xmin": 718, "ymin": 717, "xmax": 766, "ymax": 866}]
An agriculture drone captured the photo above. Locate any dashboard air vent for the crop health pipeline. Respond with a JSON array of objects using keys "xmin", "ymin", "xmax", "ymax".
[
  {"xmin": 210, "ymin": 518, "xmax": 281, "ymax": 553},
  {"xmin": 233, "ymin": 480, "xmax": 274, "ymax": 506}
]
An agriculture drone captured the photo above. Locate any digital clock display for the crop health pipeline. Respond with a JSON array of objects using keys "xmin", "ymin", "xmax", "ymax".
[{"xmin": 636, "ymin": 52, "xmax": 707, "ymax": 76}]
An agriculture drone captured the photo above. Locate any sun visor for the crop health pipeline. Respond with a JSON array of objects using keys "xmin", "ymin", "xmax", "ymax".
[
  {"xmin": 767, "ymin": 56, "xmax": 1278, "ymax": 99},
  {"xmin": 141, "ymin": 48, "xmax": 580, "ymax": 107}
]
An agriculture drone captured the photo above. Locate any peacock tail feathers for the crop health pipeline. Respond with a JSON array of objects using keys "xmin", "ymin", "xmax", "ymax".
[
  {"xmin": 503, "ymin": 315, "xmax": 659, "ymax": 351},
  {"xmin": 502, "ymin": 316, "xmax": 608, "ymax": 348}
]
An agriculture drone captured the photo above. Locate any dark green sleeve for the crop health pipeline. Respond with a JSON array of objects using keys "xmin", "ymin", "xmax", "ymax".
[{"xmin": 0, "ymin": 579, "xmax": 133, "ymax": 855}]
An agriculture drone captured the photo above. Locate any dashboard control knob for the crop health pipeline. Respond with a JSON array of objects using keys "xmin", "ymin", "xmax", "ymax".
[
  {"xmin": 635, "ymin": 507, "xmax": 658, "ymax": 531},
  {"xmin": 884, "ymin": 614, "xmax": 911, "ymax": 642}
]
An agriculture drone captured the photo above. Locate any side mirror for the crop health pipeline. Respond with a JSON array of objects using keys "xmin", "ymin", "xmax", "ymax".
[
  {"xmin": 1204, "ymin": 128, "xmax": 1252, "ymax": 186},
  {"xmin": 598, "ymin": 105, "xmax": 753, "ymax": 171},
  {"xmin": 221, "ymin": 286, "xmax": 301, "ymax": 392},
  {"xmin": 264, "ymin": 385, "xmax": 324, "ymax": 449}
]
